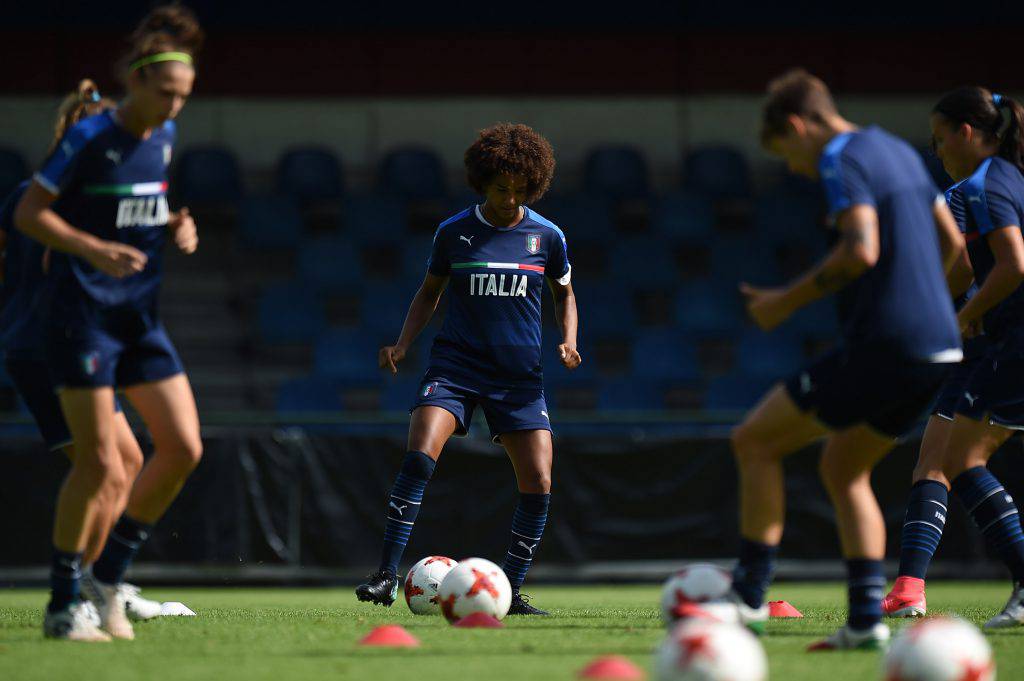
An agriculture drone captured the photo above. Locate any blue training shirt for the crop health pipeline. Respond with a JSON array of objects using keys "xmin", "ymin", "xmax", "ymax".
[
  {"xmin": 948, "ymin": 156, "xmax": 1024, "ymax": 340},
  {"xmin": 425, "ymin": 205, "xmax": 571, "ymax": 389},
  {"xmin": 0, "ymin": 180, "xmax": 49, "ymax": 357},
  {"xmin": 33, "ymin": 110, "xmax": 173, "ymax": 322},
  {"xmin": 819, "ymin": 126, "xmax": 962, "ymax": 361}
]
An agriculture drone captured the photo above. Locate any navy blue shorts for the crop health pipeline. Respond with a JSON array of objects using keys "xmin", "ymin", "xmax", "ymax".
[
  {"xmin": 411, "ymin": 374, "xmax": 551, "ymax": 443},
  {"xmin": 5, "ymin": 356, "xmax": 123, "ymax": 451},
  {"xmin": 933, "ymin": 335, "xmax": 990, "ymax": 420},
  {"xmin": 47, "ymin": 322, "xmax": 183, "ymax": 389},
  {"xmin": 955, "ymin": 329, "xmax": 1024, "ymax": 429},
  {"xmin": 785, "ymin": 345, "xmax": 954, "ymax": 439}
]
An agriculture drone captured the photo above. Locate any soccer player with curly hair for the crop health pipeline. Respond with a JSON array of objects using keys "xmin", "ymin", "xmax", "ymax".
[{"xmin": 356, "ymin": 123, "xmax": 580, "ymax": 615}]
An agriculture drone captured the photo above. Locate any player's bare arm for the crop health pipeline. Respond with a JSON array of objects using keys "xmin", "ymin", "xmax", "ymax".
[
  {"xmin": 548, "ymin": 278, "xmax": 580, "ymax": 369},
  {"xmin": 379, "ymin": 272, "xmax": 449, "ymax": 373},
  {"xmin": 741, "ymin": 204, "xmax": 879, "ymax": 331},
  {"xmin": 956, "ymin": 225, "xmax": 1024, "ymax": 336}
]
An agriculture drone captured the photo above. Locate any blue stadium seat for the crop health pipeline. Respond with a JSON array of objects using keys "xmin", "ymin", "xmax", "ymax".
[
  {"xmin": 583, "ymin": 146, "xmax": 650, "ymax": 201},
  {"xmin": 609, "ymin": 237, "xmax": 680, "ymax": 288},
  {"xmin": 752, "ymin": 193, "xmax": 822, "ymax": 244},
  {"xmin": 399, "ymin": 234, "xmax": 436, "ymax": 281},
  {"xmin": 530, "ymin": 194, "xmax": 614, "ymax": 242},
  {"xmin": 341, "ymin": 195, "xmax": 406, "ymax": 243},
  {"xmin": 704, "ymin": 372, "xmax": 774, "ymax": 411},
  {"xmin": 675, "ymin": 279, "xmax": 747, "ymax": 335},
  {"xmin": 735, "ymin": 331, "xmax": 805, "ymax": 379},
  {"xmin": 276, "ymin": 376, "xmax": 343, "ymax": 413},
  {"xmin": 381, "ymin": 377, "xmax": 422, "ymax": 411},
  {"xmin": 313, "ymin": 328, "xmax": 383, "ymax": 382},
  {"xmin": 361, "ymin": 281, "xmax": 420, "ymax": 335},
  {"xmin": 297, "ymin": 236, "xmax": 363, "ymax": 292},
  {"xmin": 575, "ymin": 281, "xmax": 637, "ymax": 337},
  {"xmin": 630, "ymin": 330, "xmax": 700, "ymax": 381},
  {"xmin": 236, "ymin": 196, "xmax": 304, "ymax": 251},
  {"xmin": 598, "ymin": 378, "xmax": 665, "ymax": 410},
  {"xmin": 683, "ymin": 146, "xmax": 753, "ymax": 201},
  {"xmin": 276, "ymin": 147, "xmax": 344, "ymax": 205},
  {"xmin": 174, "ymin": 146, "xmax": 243, "ymax": 204},
  {"xmin": 710, "ymin": 237, "xmax": 782, "ymax": 286},
  {"xmin": 257, "ymin": 283, "xmax": 326, "ymax": 344},
  {"xmin": 0, "ymin": 148, "xmax": 28, "ymax": 198},
  {"xmin": 378, "ymin": 147, "xmax": 447, "ymax": 201},
  {"xmin": 651, "ymin": 192, "xmax": 715, "ymax": 240}
]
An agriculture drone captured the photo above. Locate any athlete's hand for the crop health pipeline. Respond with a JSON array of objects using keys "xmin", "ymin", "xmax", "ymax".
[
  {"xmin": 558, "ymin": 343, "xmax": 581, "ymax": 370},
  {"xmin": 740, "ymin": 282, "xmax": 794, "ymax": 331},
  {"xmin": 960, "ymin": 315, "xmax": 983, "ymax": 339},
  {"xmin": 379, "ymin": 344, "xmax": 407, "ymax": 374},
  {"xmin": 169, "ymin": 207, "xmax": 198, "ymax": 255},
  {"xmin": 86, "ymin": 240, "xmax": 148, "ymax": 278}
]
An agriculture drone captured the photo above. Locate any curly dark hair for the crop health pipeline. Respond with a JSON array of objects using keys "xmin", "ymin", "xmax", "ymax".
[{"xmin": 464, "ymin": 123, "xmax": 555, "ymax": 204}]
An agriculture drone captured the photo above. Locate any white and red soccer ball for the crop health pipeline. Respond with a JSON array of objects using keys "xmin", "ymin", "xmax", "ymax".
[
  {"xmin": 656, "ymin": 618, "xmax": 767, "ymax": 681},
  {"xmin": 660, "ymin": 564, "xmax": 739, "ymax": 626},
  {"xmin": 883, "ymin": 617, "xmax": 995, "ymax": 681},
  {"xmin": 436, "ymin": 557, "xmax": 512, "ymax": 623},
  {"xmin": 404, "ymin": 556, "xmax": 458, "ymax": 615}
]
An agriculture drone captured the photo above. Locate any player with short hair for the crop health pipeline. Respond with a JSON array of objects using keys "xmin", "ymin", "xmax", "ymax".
[
  {"xmin": 15, "ymin": 5, "xmax": 204, "ymax": 641},
  {"xmin": 355, "ymin": 123, "xmax": 580, "ymax": 616},
  {"xmin": 731, "ymin": 70, "xmax": 965, "ymax": 650},
  {"xmin": 885, "ymin": 86, "xmax": 1024, "ymax": 629}
]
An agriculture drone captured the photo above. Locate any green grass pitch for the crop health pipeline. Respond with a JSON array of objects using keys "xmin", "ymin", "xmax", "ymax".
[{"xmin": 2, "ymin": 582, "xmax": 1022, "ymax": 680}]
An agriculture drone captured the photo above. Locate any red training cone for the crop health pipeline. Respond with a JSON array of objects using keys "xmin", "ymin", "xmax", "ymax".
[
  {"xmin": 358, "ymin": 624, "xmax": 420, "ymax": 647},
  {"xmin": 453, "ymin": 612, "xmax": 504, "ymax": 628},
  {"xmin": 578, "ymin": 655, "xmax": 646, "ymax": 680},
  {"xmin": 768, "ymin": 600, "xmax": 803, "ymax": 618}
]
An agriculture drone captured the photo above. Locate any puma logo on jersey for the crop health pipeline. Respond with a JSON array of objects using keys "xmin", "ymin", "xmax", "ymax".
[
  {"xmin": 968, "ymin": 195, "xmax": 982, "ymax": 203},
  {"xmin": 115, "ymin": 196, "xmax": 169, "ymax": 228},
  {"xmin": 965, "ymin": 392, "xmax": 979, "ymax": 406},
  {"xmin": 389, "ymin": 501, "xmax": 408, "ymax": 516},
  {"xmin": 469, "ymin": 272, "xmax": 529, "ymax": 297},
  {"xmin": 459, "ymin": 235, "xmax": 475, "ymax": 246},
  {"xmin": 517, "ymin": 541, "xmax": 538, "ymax": 555},
  {"xmin": 105, "ymin": 149, "xmax": 122, "ymax": 165}
]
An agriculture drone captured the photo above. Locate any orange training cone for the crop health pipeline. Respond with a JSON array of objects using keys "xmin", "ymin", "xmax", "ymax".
[
  {"xmin": 453, "ymin": 612, "xmax": 504, "ymax": 628},
  {"xmin": 358, "ymin": 624, "xmax": 420, "ymax": 647},
  {"xmin": 768, "ymin": 600, "xmax": 803, "ymax": 618},
  {"xmin": 578, "ymin": 655, "xmax": 647, "ymax": 680}
]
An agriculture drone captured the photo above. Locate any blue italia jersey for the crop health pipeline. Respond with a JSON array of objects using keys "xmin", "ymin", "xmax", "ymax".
[
  {"xmin": 0, "ymin": 181, "xmax": 48, "ymax": 356},
  {"xmin": 948, "ymin": 156, "xmax": 1024, "ymax": 340},
  {"xmin": 819, "ymin": 126, "xmax": 962, "ymax": 361},
  {"xmin": 426, "ymin": 205, "xmax": 571, "ymax": 389},
  {"xmin": 34, "ymin": 110, "xmax": 173, "ymax": 317}
]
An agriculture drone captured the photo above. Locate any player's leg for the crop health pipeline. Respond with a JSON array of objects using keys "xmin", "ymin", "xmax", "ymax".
[
  {"xmin": 884, "ymin": 415, "xmax": 953, "ymax": 617},
  {"xmin": 45, "ymin": 387, "xmax": 124, "ymax": 642},
  {"xmin": 84, "ymin": 374, "xmax": 200, "ymax": 636},
  {"xmin": 729, "ymin": 383, "xmax": 828, "ymax": 624},
  {"xmin": 941, "ymin": 415, "xmax": 1023, "ymax": 628},
  {"xmin": 499, "ymin": 428, "xmax": 553, "ymax": 615},
  {"xmin": 808, "ymin": 425, "xmax": 895, "ymax": 650},
  {"xmin": 356, "ymin": 401, "xmax": 461, "ymax": 606}
]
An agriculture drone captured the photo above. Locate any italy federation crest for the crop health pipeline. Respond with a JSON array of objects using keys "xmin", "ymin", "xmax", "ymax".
[
  {"xmin": 422, "ymin": 382, "xmax": 438, "ymax": 398},
  {"xmin": 81, "ymin": 352, "xmax": 100, "ymax": 377},
  {"xmin": 526, "ymin": 234, "xmax": 541, "ymax": 254}
]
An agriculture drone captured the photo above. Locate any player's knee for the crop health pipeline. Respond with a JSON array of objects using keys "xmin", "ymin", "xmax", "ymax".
[
  {"xmin": 731, "ymin": 423, "xmax": 766, "ymax": 468},
  {"xmin": 74, "ymin": 444, "xmax": 125, "ymax": 493},
  {"xmin": 817, "ymin": 457, "xmax": 864, "ymax": 497},
  {"xmin": 175, "ymin": 436, "xmax": 203, "ymax": 471},
  {"xmin": 518, "ymin": 470, "xmax": 551, "ymax": 495},
  {"xmin": 120, "ymin": 446, "xmax": 144, "ymax": 481}
]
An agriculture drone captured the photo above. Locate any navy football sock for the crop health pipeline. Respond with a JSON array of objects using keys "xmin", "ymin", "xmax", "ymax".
[
  {"xmin": 92, "ymin": 514, "xmax": 153, "ymax": 585},
  {"xmin": 952, "ymin": 466, "xmax": 1024, "ymax": 583},
  {"xmin": 502, "ymin": 493, "xmax": 550, "ymax": 589},
  {"xmin": 732, "ymin": 539, "xmax": 778, "ymax": 609},
  {"xmin": 897, "ymin": 479, "xmax": 948, "ymax": 579},
  {"xmin": 379, "ymin": 451, "xmax": 436, "ymax": 575},
  {"xmin": 847, "ymin": 558, "xmax": 885, "ymax": 630},
  {"xmin": 48, "ymin": 549, "xmax": 83, "ymax": 613}
]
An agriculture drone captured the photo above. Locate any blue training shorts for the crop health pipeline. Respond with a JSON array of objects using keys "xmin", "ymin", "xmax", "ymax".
[
  {"xmin": 47, "ymin": 321, "xmax": 183, "ymax": 390},
  {"xmin": 5, "ymin": 356, "xmax": 122, "ymax": 451},
  {"xmin": 411, "ymin": 374, "xmax": 551, "ymax": 444},
  {"xmin": 955, "ymin": 327, "xmax": 1024, "ymax": 430},
  {"xmin": 933, "ymin": 335, "xmax": 990, "ymax": 420},
  {"xmin": 784, "ymin": 344, "xmax": 953, "ymax": 439}
]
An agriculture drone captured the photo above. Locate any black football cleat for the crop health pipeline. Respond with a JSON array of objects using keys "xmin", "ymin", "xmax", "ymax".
[
  {"xmin": 508, "ymin": 589, "xmax": 549, "ymax": 615},
  {"xmin": 355, "ymin": 570, "xmax": 399, "ymax": 606}
]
